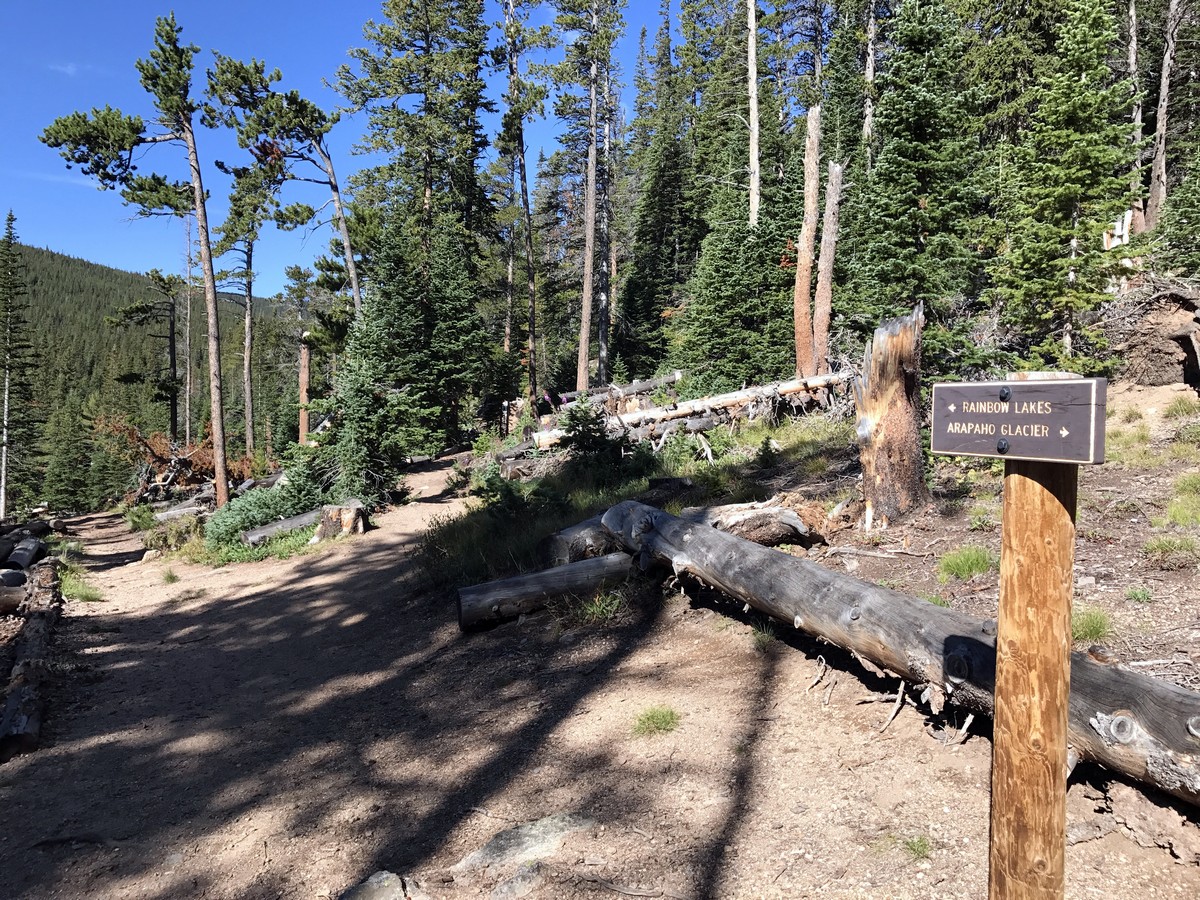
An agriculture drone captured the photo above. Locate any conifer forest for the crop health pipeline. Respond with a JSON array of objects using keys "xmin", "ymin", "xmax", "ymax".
[{"xmin": 6, "ymin": 0, "xmax": 1200, "ymax": 517}]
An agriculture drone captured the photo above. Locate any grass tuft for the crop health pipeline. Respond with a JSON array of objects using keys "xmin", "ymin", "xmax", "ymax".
[
  {"xmin": 633, "ymin": 705, "xmax": 681, "ymax": 737},
  {"xmin": 162, "ymin": 568, "xmax": 180, "ymax": 585},
  {"xmin": 902, "ymin": 835, "xmax": 932, "ymax": 862},
  {"xmin": 1125, "ymin": 586, "xmax": 1152, "ymax": 603},
  {"xmin": 937, "ymin": 546, "xmax": 998, "ymax": 582},
  {"xmin": 752, "ymin": 620, "xmax": 776, "ymax": 652},
  {"xmin": 1142, "ymin": 534, "xmax": 1200, "ymax": 569},
  {"xmin": 1072, "ymin": 606, "xmax": 1113, "ymax": 643},
  {"xmin": 61, "ymin": 566, "xmax": 102, "ymax": 602},
  {"xmin": 1164, "ymin": 395, "xmax": 1200, "ymax": 420}
]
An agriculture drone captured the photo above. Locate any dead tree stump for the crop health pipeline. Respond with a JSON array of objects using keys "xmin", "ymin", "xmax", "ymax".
[{"xmin": 853, "ymin": 303, "xmax": 929, "ymax": 529}]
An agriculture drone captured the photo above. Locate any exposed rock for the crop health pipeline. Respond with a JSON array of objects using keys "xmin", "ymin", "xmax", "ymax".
[
  {"xmin": 490, "ymin": 861, "xmax": 546, "ymax": 899},
  {"xmin": 451, "ymin": 812, "xmax": 595, "ymax": 874},
  {"xmin": 338, "ymin": 870, "xmax": 426, "ymax": 900}
]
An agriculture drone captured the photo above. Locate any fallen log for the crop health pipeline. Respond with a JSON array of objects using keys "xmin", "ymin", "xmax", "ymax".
[
  {"xmin": 3, "ymin": 538, "xmax": 46, "ymax": 571},
  {"xmin": 0, "ymin": 560, "xmax": 63, "ymax": 760},
  {"xmin": 0, "ymin": 585, "xmax": 24, "ymax": 615},
  {"xmin": 540, "ymin": 500, "xmax": 819, "ymax": 568},
  {"xmin": 154, "ymin": 505, "xmax": 206, "ymax": 524},
  {"xmin": 0, "ymin": 570, "xmax": 26, "ymax": 588},
  {"xmin": 240, "ymin": 509, "xmax": 321, "ymax": 547},
  {"xmin": 0, "ymin": 538, "xmax": 15, "ymax": 567},
  {"xmin": 19, "ymin": 520, "xmax": 52, "ymax": 539},
  {"xmin": 600, "ymin": 500, "xmax": 1200, "ymax": 809},
  {"xmin": 458, "ymin": 552, "xmax": 635, "ymax": 630},
  {"xmin": 533, "ymin": 372, "xmax": 853, "ymax": 451}
]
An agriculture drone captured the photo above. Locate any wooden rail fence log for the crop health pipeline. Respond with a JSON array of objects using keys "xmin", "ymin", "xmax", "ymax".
[
  {"xmin": 240, "ymin": 509, "xmax": 321, "ymax": 546},
  {"xmin": 458, "ymin": 552, "xmax": 636, "ymax": 630},
  {"xmin": 599, "ymin": 500, "xmax": 1200, "ymax": 809},
  {"xmin": 0, "ymin": 560, "xmax": 63, "ymax": 760}
]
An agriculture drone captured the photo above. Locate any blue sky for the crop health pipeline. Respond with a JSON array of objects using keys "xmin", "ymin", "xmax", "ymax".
[{"xmin": 0, "ymin": 1, "xmax": 663, "ymax": 297}]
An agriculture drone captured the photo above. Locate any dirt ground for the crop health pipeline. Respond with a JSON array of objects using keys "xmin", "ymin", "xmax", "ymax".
[{"xmin": 3, "ymin": 386, "xmax": 1200, "ymax": 899}]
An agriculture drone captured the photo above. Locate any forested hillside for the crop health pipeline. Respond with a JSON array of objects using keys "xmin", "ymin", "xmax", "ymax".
[{"xmin": 13, "ymin": 0, "xmax": 1200, "ymax": 518}]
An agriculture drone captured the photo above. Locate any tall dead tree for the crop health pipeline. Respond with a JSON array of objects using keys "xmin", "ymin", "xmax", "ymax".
[
  {"xmin": 793, "ymin": 105, "xmax": 822, "ymax": 379},
  {"xmin": 1128, "ymin": 0, "xmax": 1147, "ymax": 234},
  {"xmin": 863, "ymin": 1, "xmax": 877, "ymax": 168},
  {"xmin": 747, "ymin": 0, "xmax": 761, "ymax": 226},
  {"xmin": 853, "ymin": 304, "xmax": 928, "ymax": 529},
  {"xmin": 812, "ymin": 161, "xmax": 844, "ymax": 375},
  {"xmin": 1145, "ymin": 0, "xmax": 1184, "ymax": 230},
  {"xmin": 575, "ymin": 1, "xmax": 602, "ymax": 391}
]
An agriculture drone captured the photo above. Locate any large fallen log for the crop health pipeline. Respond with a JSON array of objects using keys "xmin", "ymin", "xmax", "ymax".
[
  {"xmin": 458, "ymin": 552, "xmax": 635, "ymax": 630},
  {"xmin": 526, "ymin": 373, "xmax": 854, "ymax": 453},
  {"xmin": 3, "ymin": 538, "xmax": 46, "ymax": 571},
  {"xmin": 600, "ymin": 500, "xmax": 1200, "ymax": 809},
  {"xmin": 154, "ymin": 505, "xmax": 206, "ymax": 524},
  {"xmin": 240, "ymin": 509, "xmax": 321, "ymax": 547}
]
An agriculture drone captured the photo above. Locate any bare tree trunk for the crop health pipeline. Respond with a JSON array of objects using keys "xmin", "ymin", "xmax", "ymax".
[
  {"xmin": 1128, "ymin": 0, "xmax": 1147, "ymax": 234},
  {"xmin": 315, "ymin": 140, "xmax": 362, "ymax": 316},
  {"xmin": 298, "ymin": 335, "xmax": 311, "ymax": 446},
  {"xmin": 576, "ymin": 3, "xmax": 600, "ymax": 392},
  {"xmin": 505, "ymin": 0, "xmax": 539, "ymax": 403},
  {"xmin": 184, "ymin": 215, "xmax": 193, "ymax": 447},
  {"xmin": 597, "ymin": 63, "xmax": 613, "ymax": 386},
  {"xmin": 794, "ymin": 105, "xmax": 822, "ymax": 379},
  {"xmin": 853, "ymin": 304, "xmax": 928, "ymax": 529},
  {"xmin": 184, "ymin": 123, "xmax": 230, "ymax": 509},
  {"xmin": 504, "ymin": 223, "xmax": 514, "ymax": 355},
  {"xmin": 813, "ymin": 161, "xmax": 844, "ymax": 375},
  {"xmin": 242, "ymin": 243, "xmax": 255, "ymax": 457},
  {"xmin": 863, "ymin": 1, "xmax": 877, "ymax": 169},
  {"xmin": 747, "ymin": 0, "xmax": 761, "ymax": 226},
  {"xmin": 1146, "ymin": 0, "xmax": 1184, "ymax": 230},
  {"xmin": 0, "ymin": 368, "xmax": 9, "ymax": 520}
]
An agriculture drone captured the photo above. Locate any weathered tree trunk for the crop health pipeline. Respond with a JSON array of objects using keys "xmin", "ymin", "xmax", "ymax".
[
  {"xmin": 185, "ymin": 122, "xmax": 230, "ymax": 510},
  {"xmin": 240, "ymin": 509, "xmax": 321, "ymax": 546},
  {"xmin": 794, "ymin": 105, "xmax": 822, "ymax": 379},
  {"xmin": 1128, "ymin": 0, "xmax": 1147, "ymax": 235},
  {"xmin": 576, "ymin": 2, "xmax": 601, "ymax": 392},
  {"xmin": 298, "ymin": 334, "xmax": 311, "ymax": 445},
  {"xmin": 600, "ymin": 500, "xmax": 1200, "ymax": 810},
  {"xmin": 863, "ymin": 0, "xmax": 877, "ymax": 168},
  {"xmin": 597, "ymin": 63, "xmax": 613, "ymax": 386},
  {"xmin": 853, "ymin": 304, "xmax": 929, "ymax": 529},
  {"xmin": 747, "ymin": 0, "xmax": 761, "ymax": 227},
  {"xmin": 458, "ymin": 552, "xmax": 634, "ymax": 630},
  {"xmin": 314, "ymin": 500, "xmax": 368, "ymax": 542},
  {"xmin": 154, "ymin": 505, "xmax": 206, "ymax": 524},
  {"xmin": 315, "ymin": 139, "xmax": 362, "ymax": 317},
  {"xmin": 812, "ymin": 161, "xmax": 844, "ymax": 375},
  {"xmin": 1145, "ymin": 0, "xmax": 1183, "ymax": 230},
  {"xmin": 243, "ymin": 242, "xmax": 255, "ymax": 457}
]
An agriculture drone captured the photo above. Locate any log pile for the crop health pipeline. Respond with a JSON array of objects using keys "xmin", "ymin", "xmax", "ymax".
[
  {"xmin": 0, "ymin": 559, "xmax": 63, "ymax": 761},
  {"xmin": 458, "ymin": 500, "xmax": 1200, "ymax": 810},
  {"xmin": 498, "ymin": 372, "xmax": 854, "ymax": 466}
]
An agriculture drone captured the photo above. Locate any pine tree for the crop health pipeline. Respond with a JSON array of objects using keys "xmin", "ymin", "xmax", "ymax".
[
  {"xmin": 41, "ymin": 14, "xmax": 233, "ymax": 507},
  {"xmin": 992, "ymin": 0, "xmax": 1133, "ymax": 370},
  {"xmin": 839, "ymin": 0, "xmax": 984, "ymax": 369},
  {"xmin": 41, "ymin": 393, "xmax": 93, "ymax": 514},
  {"xmin": 1159, "ymin": 147, "xmax": 1200, "ymax": 276},
  {"xmin": 0, "ymin": 212, "xmax": 37, "ymax": 518}
]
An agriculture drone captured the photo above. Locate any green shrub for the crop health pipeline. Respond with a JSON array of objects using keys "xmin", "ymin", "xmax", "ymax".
[
  {"xmin": 143, "ymin": 515, "xmax": 203, "ymax": 552},
  {"xmin": 205, "ymin": 446, "xmax": 330, "ymax": 549},
  {"xmin": 61, "ymin": 565, "xmax": 102, "ymax": 602},
  {"xmin": 937, "ymin": 546, "xmax": 999, "ymax": 582},
  {"xmin": 162, "ymin": 568, "xmax": 180, "ymax": 585},
  {"xmin": 1125, "ymin": 586, "xmax": 1152, "ymax": 603},
  {"xmin": 125, "ymin": 504, "xmax": 156, "ymax": 532},
  {"xmin": 633, "ymin": 705, "xmax": 681, "ymax": 736}
]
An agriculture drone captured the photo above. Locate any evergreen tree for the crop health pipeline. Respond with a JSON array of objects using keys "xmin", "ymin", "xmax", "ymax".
[
  {"xmin": 41, "ymin": 14, "xmax": 233, "ymax": 507},
  {"xmin": 839, "ymin": 0, "xmax": 984, "ymax": 369},
  {"xmin": 1159, "ymin": 147, "xmax": 1200, "ymax": 276},
  {"xmin": 992, "ymin": 0, "xmax": 1133, "ymax": 370},
  {"xmin": 41, "ymin": 393, "xmax": 93, "ymax": 514},
  {"xmin": 0, "ymin": 212, "xmax": 37, "ymax": 517}
]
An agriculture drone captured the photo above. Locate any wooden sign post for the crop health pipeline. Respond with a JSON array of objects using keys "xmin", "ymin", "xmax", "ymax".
[{"xmin": 931, "ymin": 373, "xmax": 1106, "ymax": 900}]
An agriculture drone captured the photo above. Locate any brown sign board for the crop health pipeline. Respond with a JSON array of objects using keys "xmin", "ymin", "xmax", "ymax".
[{"xmin": 931, "ymin": 378, "xmax": 1106, "ymax": 465}]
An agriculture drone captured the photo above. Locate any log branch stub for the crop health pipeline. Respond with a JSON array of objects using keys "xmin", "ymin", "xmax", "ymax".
[{"xmin": 458, "ymin": 552, "xmax": 635, "ymax": 630}]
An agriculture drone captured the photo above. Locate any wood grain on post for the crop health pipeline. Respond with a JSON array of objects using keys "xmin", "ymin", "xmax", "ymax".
[{"xmin": 990, "ymin": 376, "xmax": 1078, "ymax": 899}]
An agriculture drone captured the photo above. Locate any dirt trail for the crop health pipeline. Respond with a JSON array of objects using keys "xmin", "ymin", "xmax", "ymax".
[{"xmin": 0, "ymin": 456, "xmax": 1198, "ymax": 899}]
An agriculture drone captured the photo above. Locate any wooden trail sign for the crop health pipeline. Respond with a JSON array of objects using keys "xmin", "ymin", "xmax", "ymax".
[
  {"xmin": 931, "ymin": 378, "xmax": 1106, "ymax": 465},
  {"xmin": 931, "ymin": 373, "xmax": 1106, "ymax": 900}
]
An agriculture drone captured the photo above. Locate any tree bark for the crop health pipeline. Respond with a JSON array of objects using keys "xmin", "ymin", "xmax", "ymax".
[
  {"xmin": 794, "ymin": 105, "xmax": 821, "ymax": 379},
  {"xmin": 184, "ymin": 123, "xmax": 230, "ymax": 509},
  {"xmin": 1128, "ymin": 0, "xmax": 1147, "ymax": 235},
  {"xmin": 812, "ymin": 161, "xmax": 844, "ymax": 375},
  {"xmin": 243, "ymin": 242, "xmax": 255, "ymax": 457},
  {"xmin": 576, "ymin": 1, "xmax": 601, "ymax": 392},
  {"xmin": 314, "ymin": 500, "xmax": 368, "ymax": 541},
  {"xmin": 0, "ymin": 560, "xmax": 61, "ymax": 761},
  {"xmin": 600, "ymin": 500, "xmax": 1200, "ymax": 811},
  {"xmin": 747, "ymin": 0, "xmax": 761, "ymax": 226},
  {"xmin": 298, "ymin": 334, "xmax": 311, "ymax": 445},
  {"xmin": 3, "ymin": 537, "xmax": 46, "ymax": 571},
  {"xmin": 458, "ymin": 552, "xmax": 634, "ymax": 630},
  {"xmin": 315, "ymin": 139, "xmax": 362, "ymax": 316},
  {"xmin": 1145, "ymin": 0, "xmax": 1183, "ymax": 231},
  {"xmin": 853, "ymin": 304, "xmax": 928, "ymax": 529}
]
